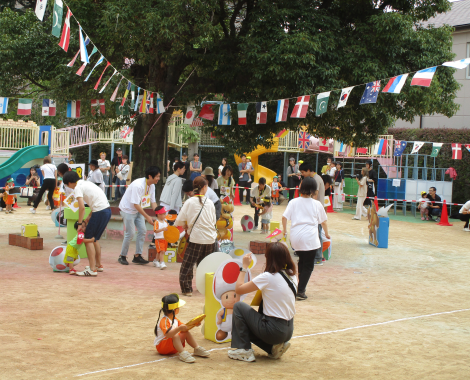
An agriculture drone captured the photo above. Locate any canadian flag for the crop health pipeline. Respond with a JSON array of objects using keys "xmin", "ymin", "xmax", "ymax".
[
  {"xmin": 452, "ymin": 143, "xmax": 462, "ymax": 159},
  {"xmin": 319, "ymin": 138, "xmax": 329, "ymax": 151}
]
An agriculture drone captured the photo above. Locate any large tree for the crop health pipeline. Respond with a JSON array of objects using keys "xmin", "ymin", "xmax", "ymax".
[{"xmin": 0, "ymin": 0, "xmax": 459, "ymax": 187}]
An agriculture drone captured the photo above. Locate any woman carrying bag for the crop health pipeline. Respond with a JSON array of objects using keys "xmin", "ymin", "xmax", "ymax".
[{"xmin": 24, "ymin": 166, "xmax": 41, "ymax": 206}]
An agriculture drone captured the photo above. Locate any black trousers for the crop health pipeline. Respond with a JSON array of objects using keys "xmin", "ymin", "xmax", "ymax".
[
  {"xmin": 33, "ymin": 178, "xmax": 56, "ymax": 209},
  {"xmin": 450, "ymin": 213, "xmax": 470, "ymax": 228},
  {"xmin": 297, "ymin": 249, "xmax": 317, "ymax": 293},
  {"xmin": 254, "ymin": 207, "xmax": 261, "ymax": 227},
  {"xmin": 238, "ymin": 181, "xmax": 250, "ymax": 202}
]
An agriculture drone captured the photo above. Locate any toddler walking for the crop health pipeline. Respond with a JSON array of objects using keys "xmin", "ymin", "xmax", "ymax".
[
  {"xmin": 64, "ymin": 222, "xmax": 95, "ymax": 275},
  {"xmin": 259, "ymin": 197, "xmax": 273, "ymax": 234},
  {"xmin": 3, "ymin": 179, "xmax": 17, "ymax": 214},
  {"xmin": 153, "ymin": 206, "xmax": 169, "ymax": 269}
]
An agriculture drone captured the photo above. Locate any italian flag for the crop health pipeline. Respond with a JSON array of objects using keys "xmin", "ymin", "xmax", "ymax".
[
  {"xmin": 17, "ymin": 99, "xmax": 33, "ymax": 115},
  {"xmin": 238, "ymin": 103, "xmax": 248, "ymax": 125}
]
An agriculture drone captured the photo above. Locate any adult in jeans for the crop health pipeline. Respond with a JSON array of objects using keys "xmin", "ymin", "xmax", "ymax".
[
  {"xmin": 62, "ymin": 171, "xmax": 111, "ymax": 277},
  {"xmin": 282, "ymin": 177, "xmax": 329, "ymax": 300},
  {"xmin": 286, "ymin": 157, "xmax": 301, "ymax": 202},
  {"xmin": 238, "ymin": 155, "xmax": 253, "ymax": 205},
  {"xmin": 426, "ymin": 187, "xmax": 442, "ymax": 222},
  {"xmin": 175, "ymin": 176, "xmax": 216, "ymax": 296},
  {"xmin": 118, "ymin": 166, "xmax": 161, "ymax": 265},
  {"xmin": 30, "ymin": 156, "xmax": 57, "ymax": 214},
  {"xmin": 98, "ymin": 152, "xmax": 111, "ymax": 197},
  {"xmin": 160, "ymin": 161, "xmax": 186, "ymax": 213},
  {"xmin": 250, "ymin": 178, "xmax": 271, "ymax": 231},
  {"xmin": 111, "ymin": 147, "xmax": 123, "ymax": 201},
  {"xmin": 229, "ymin": 242, "xmax": 297, "ymax": 362}
]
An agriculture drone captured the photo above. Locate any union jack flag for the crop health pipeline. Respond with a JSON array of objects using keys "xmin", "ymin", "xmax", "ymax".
[
  {"xmin": 298, "ymin": 131, "xmax": 311, "ymax": 150},
  {"xmin": 371, "ymin": 81, "xmax": 381, "ymax": 92}
]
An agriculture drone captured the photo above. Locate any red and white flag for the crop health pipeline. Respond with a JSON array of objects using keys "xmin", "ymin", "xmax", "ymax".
[
  {"xmin": 256, "ymin": 102, "xmax": 267, "ymax": 124},
  {"xmin": 147, "ymin": 93, "xmax": 154, "ymax": 114},
  {"xmin": 42, "ymin": 99, "xmax": 56, "ymax": 116},
  {"xmin": 184, "ymin": 104, "xmax": 196, "ymax": 124},
  {"xmin": 110, "ymin": 77, "xmax": 123, "ymax": 102},
  {"xmin": 58, "ymin": 7, "xmax": 72, "ymax": 52},
  {"xmin": 99, "ymin": 69, "xmax": 117, "ymax": 94},
  {"xmin": 452, "ymin": 143, "xmax": 462, "ymax": 159},
  {"xmin": 94, "ymin": 62, "xmax": 111, "ymax": 91},
  {"xmin": 199, "ymin": 104, "xmax": 215, "ymax": 121},
  {"xmin": 17, "ymin": 99, "xmax": 33, "ymax": 115},
  {"xmin": 319, "ymin": 138, "xmax": 329, "ymax": 152},
  {"xmin": 91, "ymin": 99, "xmax": 105, "ymax": 115},
  {"xmin": 291, "ymin": 96, "xmax": 310, "ymax": 118}
]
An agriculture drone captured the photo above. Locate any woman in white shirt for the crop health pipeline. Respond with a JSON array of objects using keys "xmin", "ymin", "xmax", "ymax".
[
  {"xmin": 282, "ymin": 177, "xmax": 329, "ymax": 300},
  {"xmin": 175, "ymin": 176, "xmax": 216, "ymax": 296},
  {"xmin": 228, "ymin": 242, "xmax": 297, "ymax": 362},
  {"xmin": 87, "ymin": 160, "xmax": 105, "ymax": 192},
  {"xmin": 30, "ymin": 156, "xmax": 57, "ymax": 214},
  {"xmin": 218, "ymin": 157, "xmax": 227, "ymax": 177},
  {"xmin": 353, "ymin": 167, "xmax": 369, "ymax": 220}
]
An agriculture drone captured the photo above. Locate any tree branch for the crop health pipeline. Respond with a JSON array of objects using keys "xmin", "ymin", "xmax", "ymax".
[
  {"xmin": 219, "ymin": 0, "xmax": 230, "ymax": 38},
  {"xmin": 24, "ymin": 75, "xmax": 49, "ymax": 91},
  {"xmin": 229, "ymin": 0, "xmax": 246, "ymax": 37}
]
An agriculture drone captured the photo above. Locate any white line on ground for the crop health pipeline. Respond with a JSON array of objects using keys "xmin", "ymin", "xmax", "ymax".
[{"xmin": 76, "ymin": 308, "xmax": 470, "ymax": 377}]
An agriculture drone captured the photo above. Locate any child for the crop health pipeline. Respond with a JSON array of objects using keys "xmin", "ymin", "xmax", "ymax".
[
  {"xmin": 240, "ymin": 156, "xmax": 254, "ymax": 183},
  {"xmin": 115, "ymin": 155, "xmax": 130, "ymax": 198},
  {"xmin": 259, "ymin": 197, "xmax": 273, "ymax": 234},
  {"xmin": 418, "ymin": 191, "xmax": 430, "ymax": 221},
  {"xmin": 3, "ymin": 179, "xmax": 17, "ymax": 214},
  {"xmin": 154, "ymin": 294, "xmax": 210, "ymax": 363},
  {"xmin": 64, "ymin": 221, "xmax": 95, "ymax": 275},
  {"xmin": 271, "ymin": 176, "xmax": 280, "ymax": 205},
  {"xmin": 153, "ymin": 206, "xmax": 169, "ymax": 269}
]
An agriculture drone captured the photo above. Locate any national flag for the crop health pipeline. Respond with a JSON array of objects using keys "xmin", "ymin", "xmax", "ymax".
[
  {"xmin": 319, "ymin": 138, "xmax": 329, "ymax": 152},
  {"xmin": 191, "ymin": 118, "xmax": 204, "ymax": 127},
  {"xmin": 291, "ymin": 96, "xmax": 310, "ymax": 118},
  {"xmin": 256, "ymin": 102, "xmax": 267, "ymax": 124},
  {"xmin": 298, "ymin": 131, "xmax": 311, "ymax": 150},
  {"xmin": 76, "ymin": 45, "xmax": 98, "ymax": 75},
  {"xmin": 465, "ymin": 144, "xmax": 470, "ymax": 154},
  {"xmin": 134, "ymin": 87, "xmax": 141, "ymax": 112},
  {"xmin": 66, "ymin": 100, "xmax": 81, "ymax": 118},
  {"xmin": 276, "ymin": 129, "xmax": 288, "ymax": 138},
  {"xmin": 91, "ymin": 99, "xmax": 105, "ymax": 115},
  {"xmin": 147, "ymin": 93, "xmax": 154, "ymax": 114},
  {"xmin": 430, "ymin": 143, "xmax": 443, "ymax": 158},
  {"xmin": 275, "ymin": 99, "xmax": 289, "ymax": 122},
  {"xmin": 316, "ymin": 92, "xmax": 330, "ymax": 116},
  {"xmin": 155, "ymin": 93, "xmax": 164, "ymax": 114},
  {"xmin": 184, "ymin": 104, "xmax": 196, "ymax": 124},
  {"xmin": 374, "ymin": 138, "xmax": 388, "ymax": 155},
  {"xmin": 394, "ymin": 141, "xmax": 407, "ymax": 157},
  {"xmin": 237, "ymin": 103, "xmax": 248, "ymax": 125},
  {"xmin": 0, "ymin": 97, "xmax": 9, "ymax": 114},
  {"xmin": 130, "ymin": 84, "xmax": 136, "ymax": 108},
  {"xmin": 99, "ymin": 69, "xmax": 117, "ymax": 94},
  {"xmin": 218, "ymin": 104, "xmax": 231, "ymax": 125},
  {"xmin": 51, "ymin": 0, "xmax": 63, "ymax": 38},
  {"xmin": 360, "ymin": 81, "xmax": 381, "ymax": 104},
  {"xmin": 452, "ymin": 143, "xmax": 462, "ymax": 159},
  {"xmin": 84, "ymin": 55, "xmax": 104, "ymax": 82},
  {"xmin": 42, "ymin": 99, "xmax": 56, "ymax": 116},
  {"xmin": 139, "ymin": 91, "xmax": 147, "ymax": 113},
  {"xmin": 17, "ymin": 99, "xmax": 32, "ymax": 115},
  {"xmin": 442, "ymin": 59, "xmax": 470, "ymax": 70},
  {"xmin": 35, "ymin": 0, "xmax": 48, "ymax": 21},
  {"xmin": 337, "ymin": 87, "xmax": 353, "ymax": 109},
  {"xmin": 199, "ymin": 104, "xmax": 215, "ymax": 120},
  {"xmin": 110, "ymin": 77, "xmax": 123, "ymax": 102},
  {"xmin": 356, "ymin": 147, "xmax": 368, "ymax": 154},
  {"xmin": 115, "ymin": 103, "xmax": 129, "ymax": 116},
  {"xmin": 121, "ymin": 82, "xmax": 131, "ymax": 107},
  {"xmin": 79, "ymin": 26, "xmax": 90, "ymax": 64},
  {"xmin": 94, "ymin": 62, "xmax": 111, "ymax": 91},
  {"xmin": 382, "ymin": 74, "xmax": 408, "ymax": 94},
  {"xmin": 411, "ymin": 67, "xmax": 437, "ymax": 87},
  {"xmin": 58, "ymin": 7, "xmax": 72, "ymax": 52},
  {"xmin": 411, "ymin": 141, "xmax": 425, "ymax": 154}
]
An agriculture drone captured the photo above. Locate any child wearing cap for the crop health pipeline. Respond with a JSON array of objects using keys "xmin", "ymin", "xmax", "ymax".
[
  {"xmin": 3, "ymin": 179, "xmax": 16, "ymax": 214},
  {"xmin": 153, "ymin": 206, "xmax": 169, "ymax": 269},
  {"xmin": 259, "ymin": 197, "xmax": 273, "ymax": 234},
  {"xmin": 417, "ymin": 191, "xmax": 430, "ymax": 221},
  {"xmin": 64, "ymin": 221, "xmax": 95, "ymax": 275},
  {"xmin": 271, "ymin": 176, "xmax": 280, "ymax": 205},
  {"xmin": 154, "ymin": 294, "xmax": 210, "ymax": 363}
]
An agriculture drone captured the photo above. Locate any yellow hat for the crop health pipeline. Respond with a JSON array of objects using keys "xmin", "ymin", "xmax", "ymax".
[
  {"xmin": 246, "ymin": 156, "xmax": 251, "ymax": 160},
  {"xmin": 164, "ymin": 295, "xmax": 186, "ymax": 310},
  {"xmin": 421, "ymin": 191, "xmax": 426, "ymax": 196},
  {"xmin": 298, "ymin": 160, "xmax": 304, "ymax": 164}
]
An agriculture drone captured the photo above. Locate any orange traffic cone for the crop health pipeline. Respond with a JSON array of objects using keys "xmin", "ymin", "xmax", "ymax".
[
  {"xmin": 437, "ymin": 200, "xmax": 453, "ymax": 226},
  {"xmin": 294, "ymin": 186, "xmax": 299, "ymax": 198},
  {"xmin": 13, "ymin": 202, "xmax": 20, "ymax": 208},
  {"xmin": 374, "ymin": 196, "xmax": 379, "ymax": 211},
  {"xmin": 233, "ymin": 184, "xmax": 242, "ymax": 206},
  {"xmin": 327, "ymin": 194, "xmax": 336, "ymax": 213}
]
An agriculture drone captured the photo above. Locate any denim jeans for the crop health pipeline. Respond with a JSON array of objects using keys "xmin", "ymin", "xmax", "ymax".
[
  {"xmin": 102, "ymin": 175, "xmax": 109, "ymax": 198},
  {"xmin": 119, "ymin": 211, "xmax": 146, "ymax": 257},
  {"xmin": 119, "ymin": 179, "xmax": 127, "ymax": 198}
]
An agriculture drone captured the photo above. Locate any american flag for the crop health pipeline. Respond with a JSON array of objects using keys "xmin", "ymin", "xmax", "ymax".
[{"xmin": 298, "ymin": 131, "xmax": 311, "ymax": 150}]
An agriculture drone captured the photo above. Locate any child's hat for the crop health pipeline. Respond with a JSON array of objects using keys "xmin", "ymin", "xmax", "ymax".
[
  {"xmin": 246, "ymin": 156, "xmax": 251, "ymax": 160},
  {"xmin": 262, "ymin": 197, "xmax": 271, "ymax": 202},
  {"xmin": 166, "ymin": 209, "xmax": 178, "ymax": 221},
  {"xmin": 298, "ymin": 160, "xmax": 304, "ymax": 164},
  {"xmin": 421, "ymin": 191, "xmax": 426, "ymax": 196},
  {"xmin": 163, "ymin": 294, "xmax": 186, "ymax": 310},
  {"xmin": 273, "ymin": 175, "xmax": 278, "ymax": 179},
  {"xmin": 6, "ymin": 178, "xmax": 14, "ymax": 183},
  {"xmin": 155, "ymin": 207, "xmax": 167, "ymax": 215}
]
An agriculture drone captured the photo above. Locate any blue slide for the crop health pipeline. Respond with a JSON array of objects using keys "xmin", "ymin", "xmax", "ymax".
[{"xmin": 0, "ymin": 145, "xmax": 49, "ymax": 180}]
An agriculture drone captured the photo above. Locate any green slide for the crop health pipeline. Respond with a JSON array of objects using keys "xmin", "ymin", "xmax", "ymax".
[{"xmin": 0, "ymin": 145, "xmax": 49, "ymax": 180}]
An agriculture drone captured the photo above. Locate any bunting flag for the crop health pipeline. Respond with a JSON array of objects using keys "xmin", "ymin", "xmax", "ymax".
[
  {"xmin": 316, "ymin": 92, "xmax": 330, "ymax": 116},
  {"xmin": 275, "ymin": 99, "xmax": 289, "ymax": 122},
  {"xmin": 67, "ymin": 100, "xmax": 81, "ymax": 118},
  {"xmin": 35, "ymin": 0, "xmax": 48, "ymax": 21},
  {"xmin": 276, "ymin": 129, "xmax": 288, "ymax": 138},
  {"xmin": 465, "ymin": 144, "xmax": 470, "ymax": 154},
  {"xmin": 130, "ymin": 84, "xmax": 136, "ymax": 108},
  {"xmin": 191, "ymin": 118, "xmax": 204, "ymax": 127},
  {"xmin": 451, "ymin": 143, "xmax": 462, "ymax": 159},
  {"xmin": 94, "ymin": 61, "xmax": 111, "ymax": 90},
  {"xmin": 411, "ymin": 141, "xmax": 425, "ymax": 154},
  {"xmin": 58, "ymin": 7, "xmax": 72, "ymax": 52},
  {"xmin": 155, "ymin": 93, "xmax": 164, "ymax": 114},
  {"xmin": 139, "ymin": 91, "xmax": 147, "ymax": 113},
  {"xmin": 99, "ymin": 69, "xmax": 117, "ymax": 93},
  {"xmin": 51, "ymin": 0, "xmax": 63, "ymax": 38},
  {"xmin": 134, "ymin": 87, "xmax": 141, "ymax": 112},
  {"xmin": 91, "ymin": 99, "xmax": 105, "ymax": 115},
  {"xmin": 115, "ymin": 103, "xmax": 129, "ymax": 116},
  {"xmin": 256, "ymin": 102, "xmax": 268, "ymax": 124},
  {"xmin": 147, "ymin": 93, "xmax": 154, "ymax": 114},
  {"xmin": 67, "ymin": 50, "xmax": 80, "ymax": 68},
  {"xmin": 411, "ymin": 67, "xmax": 436, "ymax": 87},
  {"xmin": 442, "ymin": 58, "xmax": 470, "ymax": 70},
  {"xmin": 184, "ymin": 104, "xmax": 196, "ymax": 124},
  {"xmin": 430, "ymin": 143, "xmax": 443, "ymax": 157},
  {"xmin": 291, "ymin": 96, "xmax": 310, "ymax": 118},
  {"xmin": 84, "ymin": 55, "xmax": 104, "ymax": 82},
  {"xmin": 218, "ymin": 104, "xmax": 231, "ymax": 125},
  {"xmin": 382, "ymin": 74, "xmax": 408, "ymax": 94},
  {"xmin": 110, "ymin": 77, "xmax": 123, "ymax": 102},
  {"xmin": 0, "ymin": 97, "xmax": 9, "ymax": 114},
  {"xmin": 394, "ymin": 141, "xmax": 407, "ymax": 156},
  {"xmin": 199, "ymin": 104, "xmax": 215, "ymax": 120},
  {"xmin": 337, "ymin": 87, "xmax": 353, "ymax": 109},
  {"xmin": 237, "ymin": 103, "xmax": 248, "ymax": 125},
  {"xmin": 356, "ymin": 147, "xmax": 368, "ymax": 154},
  {"xmin": 360, "ymin": 81, "xmax": 381, "ymax": 104},
  {"xmin": 319, "ymin": 138, "xmax": 330, "ymax": 152},
  {"xmin": 76, "ymin": 45, "xmax": 98, "ymax": 75},
  {"xmin": 17, "ymin": 99, "xmax": 32, "ymax": 115},
  {"xmin": 298, "ymin": 131, "xmax": 311, "ymax": 150},
  {"xmin": 120, "ymin": 81, "xmax": 131, "ymax": 106},
  {"xmin": 79, "ymin": 26, "xmax": 90, "ymax": 64},
  {"xmin": 374, "ymin": 138, "xmax": 388, "ymax": 155},
  {"xmin": 42, "ymin": 99, "xmax": 56, "ymax": 116}
]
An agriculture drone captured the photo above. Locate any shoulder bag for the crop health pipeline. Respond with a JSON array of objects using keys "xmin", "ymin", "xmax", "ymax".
[
  {"xmin": 188, "ymin": 198, "xmax": 207, "ymax": 236},
  {"xmin": 258, "ymin": 270, "xmax": 297, "ymax": 316}
]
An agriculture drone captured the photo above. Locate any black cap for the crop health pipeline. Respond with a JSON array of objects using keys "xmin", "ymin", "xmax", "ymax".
[
  {"xmin": 182, "ymin": 152, "xmax": 188, "ymax": 156},
  {"xmin": 117, "ymin": 147, "xmax": 122, "ymax": 151},
  {"xmin": 89, "ymin": 159, "xmax": 99, "ymax": 166}
]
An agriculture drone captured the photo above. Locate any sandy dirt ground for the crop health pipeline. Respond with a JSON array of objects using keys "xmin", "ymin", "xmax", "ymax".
[{"xmin": 0, "ymin": 201, "xmax": 469, "ymax": 380}]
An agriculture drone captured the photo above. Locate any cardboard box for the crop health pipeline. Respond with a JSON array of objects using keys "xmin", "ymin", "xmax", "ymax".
[
  {"xmin": 164, "ymin": 248, "xmax": 177, "ymax": 263},
  {"xmin": 21, "ymin": 224, "xmax": 38, "ymax": 238}
]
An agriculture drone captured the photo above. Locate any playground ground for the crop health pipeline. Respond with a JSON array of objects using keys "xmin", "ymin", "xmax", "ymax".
[{"xmin": 0, "ymin": 202, "xmax": 469, "ymax": 379}]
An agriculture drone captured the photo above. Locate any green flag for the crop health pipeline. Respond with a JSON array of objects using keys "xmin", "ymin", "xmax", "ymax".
[
  {"xmin": 316, "ymin": 92, "xmax": 330, "ymax": 116},
  {"xmin": 115, "ymin": 103, "xmax": 129, "ymax": 116},
  {"xmin": 430, "ymin": 143, "xmax": 443, "ymax": 157},
  {"xmin": 51, "ymin": 0, "xmax": 63, "ymax": 38}
]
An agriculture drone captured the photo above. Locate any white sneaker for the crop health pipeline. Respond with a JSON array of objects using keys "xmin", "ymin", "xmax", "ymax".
[
  {"xmin": 160, "ymin": 262, "xmax": 167, "ymax": 270},
  {"xmin": 228, "ymin": 348, "xmax": 255, "ymax": 362},
  {"xmin": 352, "ymin": 217, "xmax": 360, "ymax": 220},
  {"xmin": 179, "ymin": 350, "xmax": 196, "ymax": 363},
  {"xmin": 153, "ymin": 260, "xmax": 161, "ymax": 268},
  {"xmin": 76, "ymin": 266, "xmax": 97, "ymax": 277},
  {"xmin": 269, "ymin": 341, "xmax": 291, "ymax": 359},
  {"xmin": 0, "ymin": 207, "xmax": 2, "ymax": 211},
  {"xmin": 463, "ymin": 228, "xmax": 470, "ymax": 232},
  {"xmin": 30, "ymin": 208, "xmax": 36, "ymax": 214},
  {"xmin": 46, "ymin": 206, "xmax": 51, "ymax": 210}
]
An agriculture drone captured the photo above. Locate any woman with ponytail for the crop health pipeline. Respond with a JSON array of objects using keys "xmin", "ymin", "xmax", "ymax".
[{"xmin": 175, "ymin": 177, "xmax": 217, "ymax": 296}]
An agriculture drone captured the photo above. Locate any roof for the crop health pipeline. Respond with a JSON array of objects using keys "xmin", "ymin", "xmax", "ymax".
[{"xmin": 422, "ymin": 0, "xmax": 470, "ymax": 28}]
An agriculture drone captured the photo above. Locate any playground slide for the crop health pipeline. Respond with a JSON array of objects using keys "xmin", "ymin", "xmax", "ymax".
[
  {"xmin": 0, "ymin": 145, "xmax": 49, "ymax": 180},
  {"xmin": 234, "ymin": 138, "xmax": 279, "ymax": 183}
]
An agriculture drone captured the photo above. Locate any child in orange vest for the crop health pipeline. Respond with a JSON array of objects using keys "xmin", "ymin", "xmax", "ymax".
[
  {"xmin": 3, "ymin": 179, "xmax": 17, "ymax": 214},
  {"xmin": 153, "ymin": 206, "xmax": 169, "ymax": 269}
]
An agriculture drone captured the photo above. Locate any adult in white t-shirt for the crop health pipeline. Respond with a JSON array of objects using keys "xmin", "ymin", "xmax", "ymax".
[
  {"xmin": 228, "ymin": 242, "xmax": 297, "ymax": 362},
  {"xmin": 282, "ymin": 177, "xmax": 329, "ymax": 300},
  {"xmin": 458, "ymin": 200, "xmax": 470, "ymax": 231},
  {"xmin": 182, "ymin": 179, "xmax": 221, "ymax": 221},
  {"xmin": 98, "ymin": 152, "xmax": 111, "ymax": 196},
  {"xmin": 87, "ymin": 160, "xmax": 105, "ymax": 192},
  {"xmin": 62, "ymin": 171, "xmax": 111, "ymax": 277},
  {"xmin": 118, "ymin": 166, "xmax": 160, "ymax": 266},
  {"xmin": 31, "ymin": 156, "xmax": 57, "ymax": 213}
]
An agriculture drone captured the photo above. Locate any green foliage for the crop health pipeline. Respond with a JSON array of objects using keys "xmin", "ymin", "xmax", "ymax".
[{"xmin": 177, "ymin": 124, "xmax": 200, "ymax": 143}]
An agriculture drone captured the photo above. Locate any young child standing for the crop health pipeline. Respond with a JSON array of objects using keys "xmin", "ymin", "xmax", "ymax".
[
  {"xmin": 153, "ymin": 206, "xmax": 169, "ymax": 269},
  {"xmin": 154, "ymin": 294, "xmax": 210, "ymax": 363},
  {"xmin": 418, "ymin": 191, "xmax": 430, "ymax": 221},
  {"xmin": 3, "ymin": 179, "xmax": 17, "ymax": 214},
  {"xmin": 259, "ymin": 197, "xmax": 273, "ymax": 234},
  {"xmin": 271, "ymin": 176, "xmax": 280, "ymax": 205},
  {"xmin": 64, "ymin": 221, "xmax": 95, "ymax": 275}
]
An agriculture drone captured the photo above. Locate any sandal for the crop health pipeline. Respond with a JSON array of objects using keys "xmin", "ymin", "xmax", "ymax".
[
  {"xmin": 421, "ymin": 217, "xmax": 424, "ymax": 221},
  {"xmin": 426, "ymin": 217, "xmax": 430, "ymax": 221},
  {"xmin": 96, "ymin": 265, "xmax": 104, "ymax": 272}
]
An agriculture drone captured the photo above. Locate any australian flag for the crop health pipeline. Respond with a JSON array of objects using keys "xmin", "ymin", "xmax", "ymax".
[
  {"xmin": 394, "ymin": 141, "xmax": 407, "ymax": 157},
  {"xmin": 360, "ymin": 81, "xmax": 381, "ymax": 105}
]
